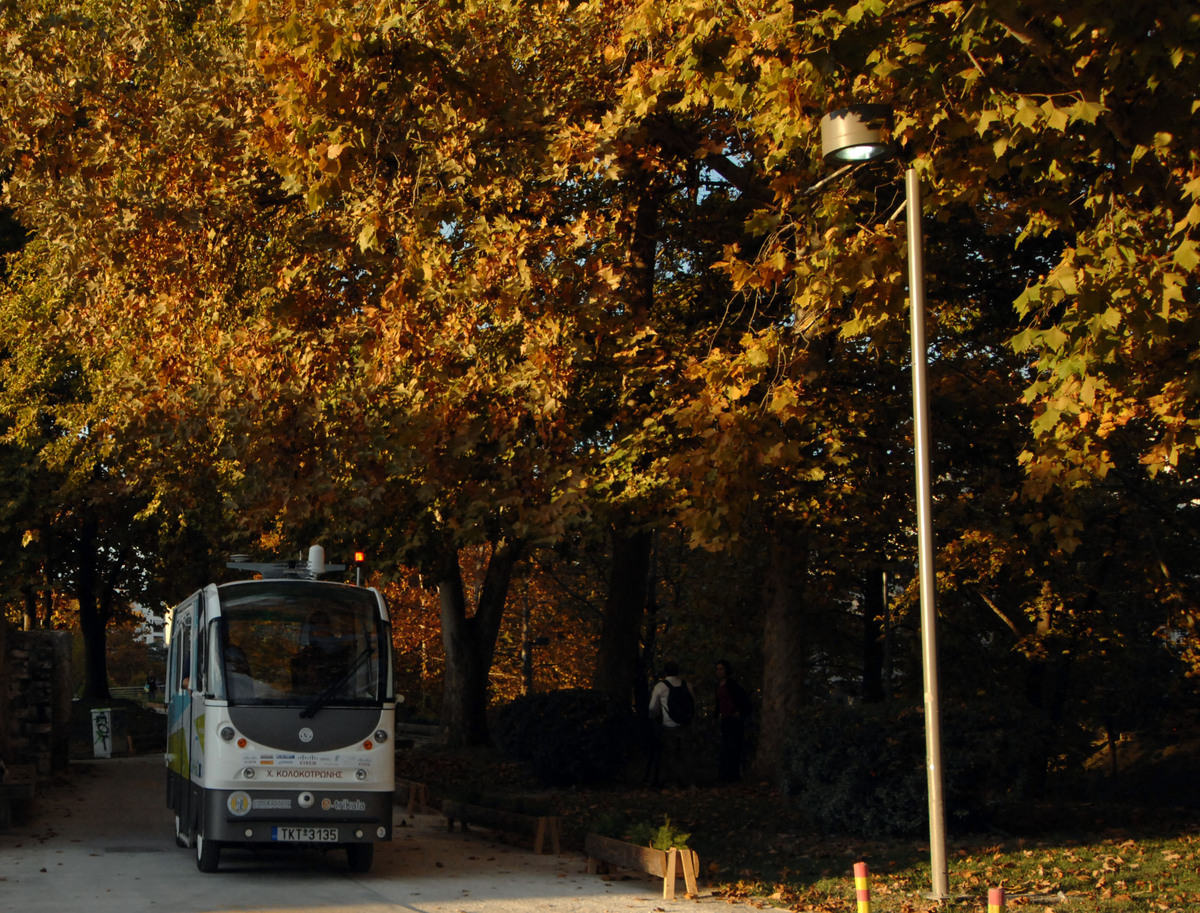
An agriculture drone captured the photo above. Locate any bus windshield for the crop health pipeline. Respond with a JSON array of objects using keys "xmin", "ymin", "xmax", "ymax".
[{"xmin": 215, "ymin": 581, "xmax": 386, "ymax": 706}]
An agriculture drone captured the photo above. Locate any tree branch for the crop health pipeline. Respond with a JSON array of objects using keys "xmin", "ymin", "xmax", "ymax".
[{"xmin": 977, "ymin": 588, "xmax": 1025, "ymax": 638}]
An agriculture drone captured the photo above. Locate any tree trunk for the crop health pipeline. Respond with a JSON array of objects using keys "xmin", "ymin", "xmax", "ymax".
[
  {"xmin": 519, "ymin": 585, "xmax": 533, "ymax": 696},
  {"xmin": 438, "ymin": 541, "xmax": 521, "ymax": 748},
  {"xmin": 592, "ymin": 525, "xmax": 653, "ymax": 701},
  {"xmin": 749, "ymin": 528, "xmax": 809, "ymax": 782},
  {"xmin": 22, "ymin": 586, "xmax": 37, "ymax": 631},
  {"xmin": 636, "ymin": 541, "xmax": 659, "ymax": 719},
  {"xmin": 76, "ymin": 514, "xmax": 110, "ymax": 701},
  {"xmin": 590, "ymin": 163, "xmax": 661, "ymax": 705},
  {"xmin": 862, "ymin": 567, "xmax": 886, "ymax": 703}
]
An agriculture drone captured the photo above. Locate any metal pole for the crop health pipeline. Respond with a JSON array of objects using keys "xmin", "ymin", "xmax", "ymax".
[{"xmin": 905, "ymin": 167, "xmax": 949, "ymax": 899}]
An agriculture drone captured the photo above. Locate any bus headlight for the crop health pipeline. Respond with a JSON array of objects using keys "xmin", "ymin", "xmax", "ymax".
[
  {"xmin": 373, "ymin": 729, "xmax": 389, "ymax": 744},
  {"xmin": 298, "ymin": 792, "xmax": 314, "ymax": 808},
  {"xmin": 242, "ymin": 767, "xmax": 256, "ymax": 779},
  {"xmin": 220, "ymin": 726, "xmax": 236, "ymax": 742},
  {"xmin": 356, "ymin": 769, "xmax": 367, "ymax": 781}
]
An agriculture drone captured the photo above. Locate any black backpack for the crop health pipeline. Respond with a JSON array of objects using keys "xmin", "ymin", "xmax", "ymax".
[{"xmin": 664, "ymin": 680, "xmax": 695, "ymax": 725}]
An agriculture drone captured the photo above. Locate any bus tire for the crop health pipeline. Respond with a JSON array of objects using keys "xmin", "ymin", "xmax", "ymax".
[
  {"xmin": 195, "ymin": 830, "xmax": 221, "ymax": 873},
  {"xmin": 346, "ymin": 843, "xmax": 374, "ymax": 873}
]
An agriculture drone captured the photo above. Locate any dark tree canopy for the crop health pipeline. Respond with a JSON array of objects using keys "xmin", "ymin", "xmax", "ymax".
[{"xmin": 0, "ymin": 0, "xmax": 1196, "ymax": 753}]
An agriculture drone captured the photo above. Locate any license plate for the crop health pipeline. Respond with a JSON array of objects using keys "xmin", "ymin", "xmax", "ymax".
[{"xmin": 271, "ymin": 826, "xmax": 338, "ymax": 842}]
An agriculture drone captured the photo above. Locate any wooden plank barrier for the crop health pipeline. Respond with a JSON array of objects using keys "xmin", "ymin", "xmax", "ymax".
[
  {"xmin": 584, "ymin": 833, "xmax": 699, "ymax": 901},
  {"xmin": 442, "ymin": 800, "xmax": 562, "ymax": 855},
  {"xmin": 394, "ymin": 779, "xmax": 431, "ymax": 816}
]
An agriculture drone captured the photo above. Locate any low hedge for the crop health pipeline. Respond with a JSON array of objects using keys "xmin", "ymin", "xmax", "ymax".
[
  {"xmin": 494, "ymin": 689, "xmax": 638, "ymax": 786},
  {"xmin": 784, "ymin": 699, "xmax": 1048, "ymax": 836}
]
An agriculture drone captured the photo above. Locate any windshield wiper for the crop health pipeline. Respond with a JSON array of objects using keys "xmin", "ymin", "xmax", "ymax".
[{"xmin": 300, "ymin": 646, "xmax": 375, "ymax": 719}]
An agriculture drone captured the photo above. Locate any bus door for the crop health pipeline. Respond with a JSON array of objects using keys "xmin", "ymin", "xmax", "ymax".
[{"xmin": 166, "ymin": 595, "xmax": 196, "ymax": 838}]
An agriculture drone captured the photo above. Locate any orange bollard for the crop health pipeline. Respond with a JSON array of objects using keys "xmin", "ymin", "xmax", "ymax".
[
  {"xmin": 854, "ymin": 862, "xmax": 871, "ymax": 913},
  {"xmin": 988, "ymin": 887, "xmax": 1005, "ymax": 912}
]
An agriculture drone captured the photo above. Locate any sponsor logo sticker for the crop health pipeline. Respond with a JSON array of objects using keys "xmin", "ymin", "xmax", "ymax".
[{"xmin": 227, "ymin": 791, "xmax": 252, "ymax": 817}]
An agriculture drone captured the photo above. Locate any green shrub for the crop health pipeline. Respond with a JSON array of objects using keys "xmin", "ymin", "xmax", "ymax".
[
  {"xmin": 494, "ymin": 689, "xmax": 638, "ymax": 786},
  {"xmin": 625, "ymin": 816, "xmax": 691, "ymax": 851},
  {"xmin": 784, "ymin": 700, "xmax": 1044, "ymax": 837},
  {"xmin": 590, "ymin": 811, "xmax": 691, "ymax": 850}
]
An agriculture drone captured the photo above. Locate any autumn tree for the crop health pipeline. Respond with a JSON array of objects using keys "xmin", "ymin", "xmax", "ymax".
[
  {"xmin": 0, "ymin": 243, "xmax": 160, "ymax": 697},
  {"xmin": 4, "ymin": 0, "xmax": 1197, "ymax": 771},
  {"xmin": 0, "ymin": 0, "xmax": 310, "ymax": 692},
  {"xmin": 585, "ymin": 0, "xmax": 1200, "ymax": 776},
  {"xmin": 216, "ymin": 0, "xmax": 634, "ymax": 743},
  {"xmin": 228, "ymin": 0, "xmax": 777, "ymax": 741}
]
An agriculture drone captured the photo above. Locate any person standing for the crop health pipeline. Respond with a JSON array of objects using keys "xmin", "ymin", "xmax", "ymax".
[
  {"xmin": 714, "ymin": 659, "xmax": 751, "ymax": 783},
  {"xmin": 646, "ymin": 661, "xmax": 696, "ymax": 789}
]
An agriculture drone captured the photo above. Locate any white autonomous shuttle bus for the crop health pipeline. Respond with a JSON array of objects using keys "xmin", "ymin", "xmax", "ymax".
[{"xmin": 166, "ymin": 546, "xmax": 394, "ymax": 873}]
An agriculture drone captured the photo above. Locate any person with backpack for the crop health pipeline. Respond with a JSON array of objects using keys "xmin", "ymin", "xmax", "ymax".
[{"xmin": 645, "ymin": 661, "xmax": 695, "ymax": 789}]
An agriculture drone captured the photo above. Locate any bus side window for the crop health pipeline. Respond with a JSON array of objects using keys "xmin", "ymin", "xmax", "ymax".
[
  {"xmin": 194, "ymin": 610, "xmax": 207, "ymax": 695},
  {"xmin": 174, "ymin": 614, "xmax": 193, "ymax": 692}
]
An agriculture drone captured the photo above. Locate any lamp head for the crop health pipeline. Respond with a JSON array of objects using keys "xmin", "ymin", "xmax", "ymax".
[{"xmin": 820, "ymin": 105, "xmax": 894, "ymax": 165}]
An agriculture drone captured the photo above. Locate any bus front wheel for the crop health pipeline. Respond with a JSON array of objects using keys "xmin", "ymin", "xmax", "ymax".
[
  {"xmin": 346, "ymin": 842, "xmax": 374, "ymax": 873},
  {"xmin": 195, "ymin": 830, "xmax": 221, "ymax": 873}
]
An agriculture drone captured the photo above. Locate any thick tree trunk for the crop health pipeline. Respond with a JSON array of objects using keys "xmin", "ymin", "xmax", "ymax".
[
  {"xmin": 438, "ymin": 541, "xmax": 520, "ymax": 748},
  {"xmin": 76, "ymin": 514, "xmax": 110, "ymax": 701},
  {"xmin": 590, "ymin": 165, "xmax": 662, "ymax": 706},
  {"xmin": 592, "ymin": 525, "xmax": 653, "ymax": 701},
  {"xmin": 749, "ymin": 529, "xmax": 809, "ymax": 783},
  {"xmin": 636, "ymin": 543, "xmax": 659, "ymax": 718}
]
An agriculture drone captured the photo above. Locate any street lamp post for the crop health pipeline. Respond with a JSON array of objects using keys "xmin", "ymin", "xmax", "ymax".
[{"xmin": 819, "ymin": 106, "xmax": 949, "ymax": 900}]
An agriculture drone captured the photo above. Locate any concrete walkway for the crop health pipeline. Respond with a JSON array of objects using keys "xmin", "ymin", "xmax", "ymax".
[{"xmin": 0, "ymin": 755, "xmax": 744, "ymax": 913}]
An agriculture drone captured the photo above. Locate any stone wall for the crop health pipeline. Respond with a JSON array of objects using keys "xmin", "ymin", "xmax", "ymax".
[{"xmin": 1, "ymin": 620, "xmax": 72, "ymax": 777}]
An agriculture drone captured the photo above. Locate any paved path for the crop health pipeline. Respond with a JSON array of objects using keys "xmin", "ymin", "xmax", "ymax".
[{"xmin": 1, "ymin": 756, "xmax": 745, "ymax": 913}]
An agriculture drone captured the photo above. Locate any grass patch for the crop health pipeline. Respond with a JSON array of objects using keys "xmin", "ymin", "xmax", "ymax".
[
  {"xmin": 398, "ymin": 744, "xmax": 1200, "ymax": 912},
  {"xmin": 710, "ymin": 832, "xmax": 1200, "ymax": 911}
]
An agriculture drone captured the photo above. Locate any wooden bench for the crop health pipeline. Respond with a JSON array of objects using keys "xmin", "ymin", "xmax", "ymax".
[
  {"xmin": 442, "ymin": 799, "xmax": 561, "ymax": 854},
  {"xmin": 584, "ymin": 833, "xmax": 699, "ymax": 901}
]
